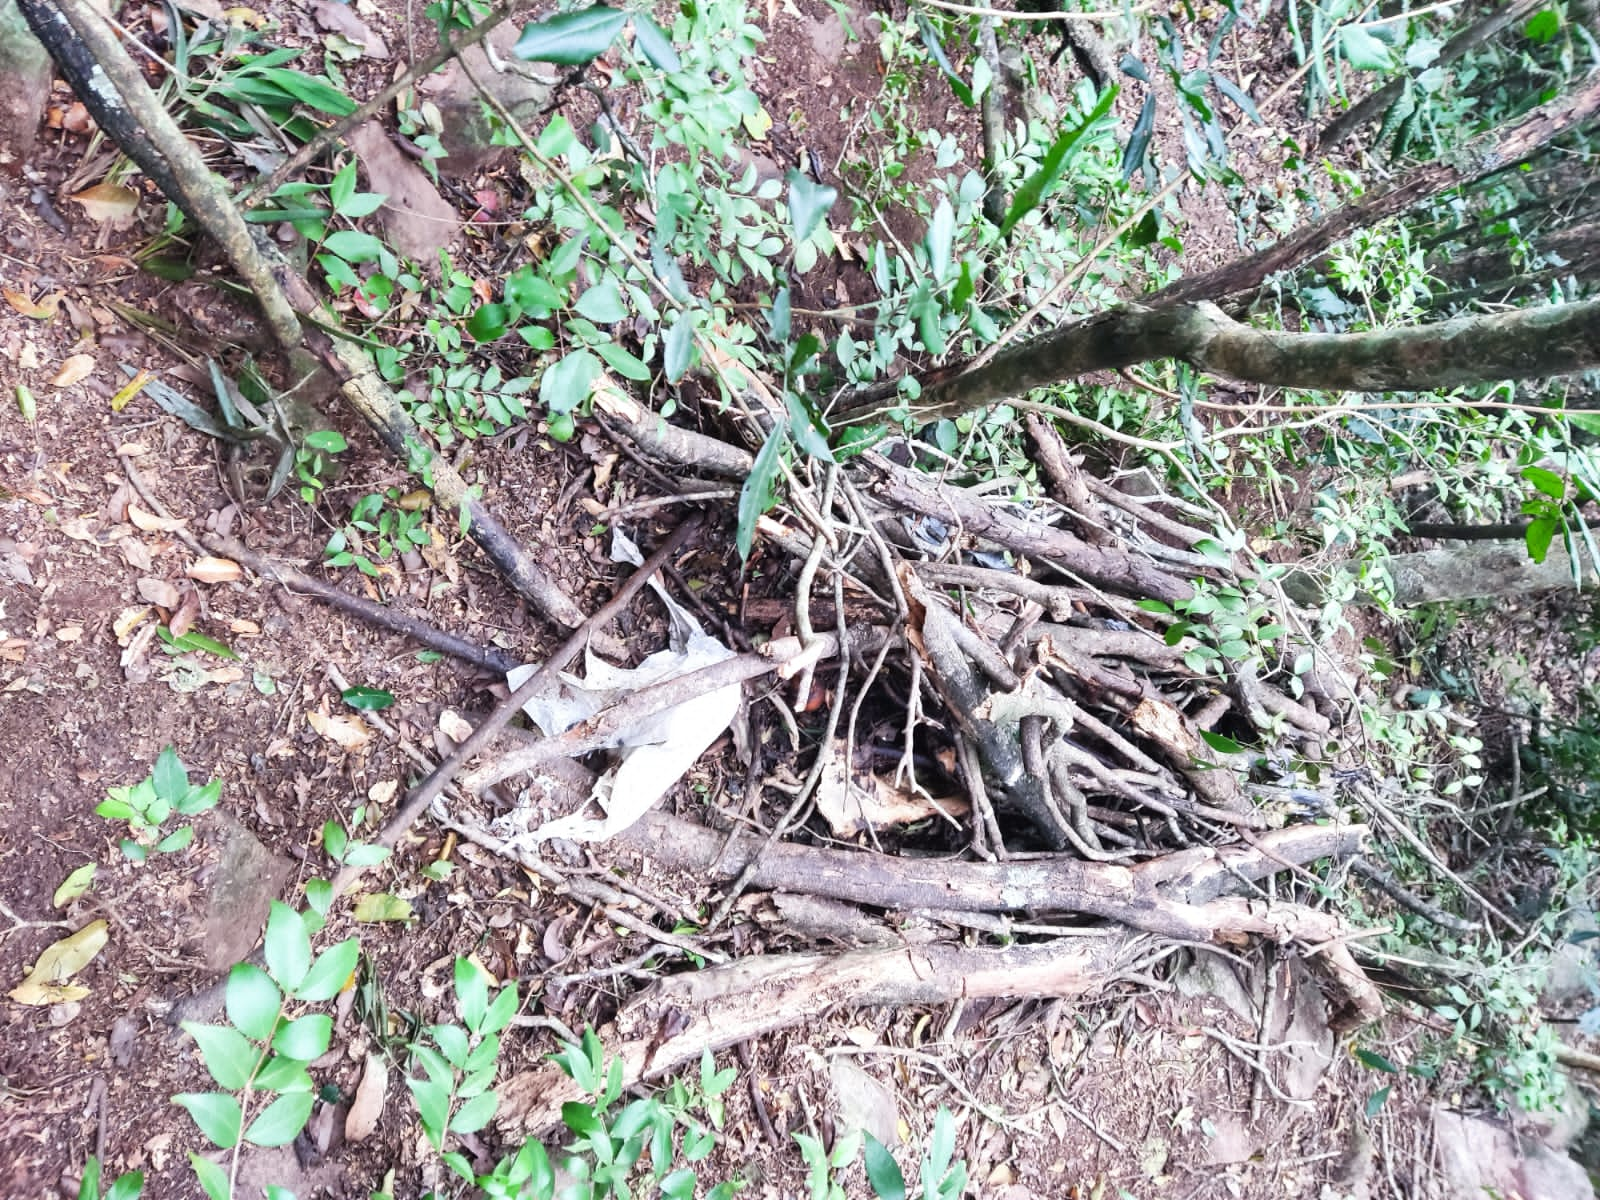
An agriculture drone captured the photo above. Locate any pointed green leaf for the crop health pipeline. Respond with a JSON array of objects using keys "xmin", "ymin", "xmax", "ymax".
[
  {"xmin": 273, "ymin": 1013, "xmax": 333, "ymax": 1061},
  {"xmin": 540, "ymin": 350, "xmax": 601, "ymax": 415},
  {"xmin": 296, "ymin": 937, "xmax": 360, "ymax": 1003},
  {"xmin": 633, "ymin": 15, "xmax": 680, "ymax": 71},
  {"xmin": 862, "ymin": 1132, "xmax": 906, "ymax": 1200},
  {"xmin": 663, "ymin": 315, "xmax": 695, "ymax": 383},
  {"xmin": 926, "ymin": 197, "xmax": 954, "ymax": 283},
  {"xmin": 1001, "ymin": 86, "xmax": 1118, "ymax": 237},
  {"xmin": 575, "ymin": 277, "xmax": 628, "ymax": 323},
  {"xmin": 736, "ymin": 423, "xmax": 788, "ymax": 562},
  {"xmin": 173, "ymin": 1092, "xmax": 243, "ymax": 1149},
  {"xmin": 152, "ymin": 747, "xmax": 189, "ymax": 803},
  {"xmin": 264, "ymin": 901, "xmax": 311, "ymax": 992},
  {"xmin": 450, "ymin": 1089, "xmax": 499, "ymax": 1134},
  {"xmin": 513, "ymin": 6, "xmax": 627, "ymax": 65},
  {"xmin": 183, "ymin": 1022, "xmax": 259, "ymax": 1090},
  {"xmin": 786, "ymin": 172, "xmax": 837, "ymax": 243},
  {"xmin": 245, "ymin": 1091, "xmax": 315, "ymax": 1147},
  {"xmin": 226, "ymin": 963, "xmax": 283, "ymax": 1042},
  {"xmin": 188, "ymin": 1151, "xmax": 231, "ymax": 1200},
  {"xmin": 1339, "ymin": 24, "xmax": 1393, "ymax": 70}
]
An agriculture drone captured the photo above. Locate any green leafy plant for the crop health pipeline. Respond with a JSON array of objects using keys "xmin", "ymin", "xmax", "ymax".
[
  {"xmin": 548, "ymin": 1030, "xmax": 738, "ymax": 1199},
  {"xmin": 94, "ymin": 747, "xmax": 221, "ymax": 861},
  {"xmin": 76, "ymin": 1156, "xmax": 143, "ymax": 1200},
  {"xmin": 325, "ymin": 488, "xmax": 434, "ymax": 576},
  {"xmin": 173, "ymin": 902, "xmax": 360, "ymax": 1200},
  {"xmin": 406, "ymin": 958, "xmax": 518, "ymax": 1180},
  {"xmin": 863, "ymin": 1107, "xmax": 967, "ymax": 1200}
]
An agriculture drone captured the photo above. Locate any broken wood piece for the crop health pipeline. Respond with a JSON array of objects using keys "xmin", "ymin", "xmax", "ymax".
[
  {"xmin": 497, "ymin": 931, "xmax": 1153, "ymax": 1133},
  {"xmin": 612, "ymin": 811, "xmax": 1380, "ymax": 1027}
]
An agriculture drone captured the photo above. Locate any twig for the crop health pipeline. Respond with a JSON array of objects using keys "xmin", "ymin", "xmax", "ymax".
[{"xmin": 205, "ymin": 533, "xmax": 518, "ymax": 673}]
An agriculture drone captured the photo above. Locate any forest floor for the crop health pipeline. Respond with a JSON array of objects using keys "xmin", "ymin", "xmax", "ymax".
[{"xmin": 2, "ymin": 1, "xmax": 1598, "ymax": 1198}]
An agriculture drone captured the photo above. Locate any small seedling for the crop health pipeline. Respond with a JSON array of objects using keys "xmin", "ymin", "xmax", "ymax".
[
  {"xmin": 94, "ymin": 747, "xmax": 221, "ymax": 861},
  {"xmin": 76, "ymin": 1155, "xmax": 143, "ymax": 1200},
  {"xmin": 173, "ymin": 902, "xmax": 360, "ymax": 1200}
]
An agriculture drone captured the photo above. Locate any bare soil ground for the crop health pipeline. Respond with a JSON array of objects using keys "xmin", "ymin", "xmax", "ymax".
[{"xmin": 2, "ymin": 3, "xmax": 1596, "ymax": 1199}]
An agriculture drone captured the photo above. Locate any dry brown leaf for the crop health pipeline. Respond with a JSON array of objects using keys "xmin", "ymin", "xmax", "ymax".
[
  {"xmin": 344, "ymin": 1053, "xmax": 390, "ymax": 1142},
  {"xmin": 307, "ymin": 708, "xmax": 372, "ymax": 750},
  {"xmin": 137, "ymin": 577, "xmax": 181, "ymax": 608},
  {"xmin": 127, "ymin": 505, "xmax": 186, "ymax": 533},
  {"xmin": 187, "ymin": 556, "xmax": 242, "ymax": 584},
  {"xmin": 9, "ymin": 920, "xmax": 109, "ymax": 1005},
  {"xmin": 4, "ymin": 288, "xmax": 62, "ymax": 320},
  {"xmin": 49, "ymin": 354, "xmax": 96, "ymax": 388},
  {"xmin": 114, "ymin": 606, "xmax": 153, "ymax": 641},
  {"xmin": 71, "ymin": 182, "xmax": 140, "ymax": 227}
]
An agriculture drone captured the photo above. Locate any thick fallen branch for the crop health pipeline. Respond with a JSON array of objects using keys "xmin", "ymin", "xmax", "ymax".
[{"xmin": 497, "ymin": 932, "xmax": 1152, "ymax": 1133}]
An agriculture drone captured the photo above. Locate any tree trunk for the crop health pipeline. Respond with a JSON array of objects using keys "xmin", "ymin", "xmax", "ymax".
[{"xmin": 836, "ymin": 298, "xmax": 1600, "ymax": 428}]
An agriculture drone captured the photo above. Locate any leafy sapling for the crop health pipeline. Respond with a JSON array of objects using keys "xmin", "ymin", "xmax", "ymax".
[
  {"xmin": 406, "ymin": 957, "xmax": 520, "ymax": 1184},
  {"xmin": 173, "ymin": 902, "xmax": 360, "ymax": 1200},
  {"xmin": 94, "ymin": 747, "xmax": 221, "ymax": 861}
]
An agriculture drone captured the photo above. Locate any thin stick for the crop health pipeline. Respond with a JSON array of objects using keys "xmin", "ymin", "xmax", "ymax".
[{"xmin": 205, "ymin": 533, "xmax": 519, "ymax": 673}]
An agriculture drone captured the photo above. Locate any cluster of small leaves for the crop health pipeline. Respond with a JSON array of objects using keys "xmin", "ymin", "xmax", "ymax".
[
  {"xmin": 324, "ymin": 487, "xmax": 433, "ymax": 576},
  {"xmin": 174, "ymin": 902, "xmax": 359, "ymax": 1199},
  {"xmin": 407, "ymin": 959, "xmax": 518, "ymax": 1176},
  {"xmin": 94, "ymin": 747, "xmax": 221, "ymax": 861},
  {"xmin": 550, "ymin": 1031, "xmax": 738, "ymax": 1200},
  {"xmin": 794, "ymin": 1105, "xmax": 967, "ymax": 1200}
]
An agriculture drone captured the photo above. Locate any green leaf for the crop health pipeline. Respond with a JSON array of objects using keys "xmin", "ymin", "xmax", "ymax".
[
  {"xmin": 450, "ymin": 1089, "xmax": 499, "ymax": 1134},
  {"xmin": 1524, "ymin": 9, "xmax": 1560, "ymax": 43},
  {"xmin": 78, "ymin": 1154, "xmax": 102, "ymax": 1200},
  {"xmin": 1001, "ymin": 86, "xmax": 1117, "ymax": 237},
  {"xmin": 1339, "ymin": 25, "xmax": 1393, "ymax": 70},
  {"xmin": 260, "ymin": 67, "xmax": 357, "ymax": 115},
  {"xmin": 1523, "ymin": 465, "xmax": 1568, "ymax": 500},
  {"xmin": 253, "ymin": 1055, "xmax": 313, "ymax": 1093},
  {"xmin": 862, "ymin": 1132, "xmax": 906, "ymax": 1200},
  {"xmin": 663, "ymin": 316, "xmax": 695, "ymax": 384},
  {"xmin": 1198, "ymin": 730, "xmax": 1245, "ymax": 756},
  {"xmin": 341, "ymin": 686, "xmax": 396, "ymax": 711},
  {"xmin": 273, "ymin": 1013, "xmax": 333, "ymax": 1061},
  {"xmin": 596, "ymin": 340, "xmax": 651, "ymax": 381},
  {"xmin": 513, "ymin": 6, "xmax": 627, "ymax": 65},
  {"xmin": 188, "ymin": 1151, "xmax": 230, "ymax": 1200},
  {"xmin": 914, "ymin": 13, "xmax": 973, "ymax": 106},
  {"xmin": 157, "ymin": 626, "xmax": 239, "ymax": 660},
  {"xmin": 1366, "ymin": 1085, "xmax": 1391, "ymax": 1117},
  {"xmin": 1354, "ymin": 1048, "xmax": 1399, "ymax": 1073},
  {"xmin": 540, "ymin": 350, "xmax": 601, "ymax": 415},
  {"xmin": 455, "ymin": 957, "xmax": 490, "ymax": 1030},
  {"xmin": 321, "ymin": 229, "xmax": 385, "ymax": 263},
  {"xmin": 737, "ymin": 422, "xmax": 788, "ymax": 562},
  {"xmin": 103, "ymin": 1169, "xmax": 144, "ymax": 1200},
  {"xmin": 153, "ymin": 747, "xmax": 188, "ymax": 802},
  {"xmin": 575, "ymin": 277, "xmax": 628, "ymax": 323},
  {"xmin": 226, "ymin": 963, "xmax": 283, "ymax": 1042},
  {"xmin": 482, "ymin": 982, "xmax": 520, "ymax": 1035},
  {"xmin": 173, "ymin": 1092, "xmax": 243, "ymax": 1149},
  {"xmin": 632, "ymin": 15, "xmax": 680, "ymax": 71},
  {"xmin": 342, "ymin": 843, "xmax": 391, "ymax": 867},
  {"xmin": 466, "ymin": 303, "xmax": 511, "ymax": 342},
  {"xmin": 183, "ymin": 1023, "xmax": 258, "ymax": 1090},
  {"xmin": 304, "ymin": 429, "xmax": 347, "ymax": 453},
  {"xmin": 264, "ymin": 901, "xmax": 311, "ymax": 992},
  {"xmin": 53, "ymin": 863, "xmax": 96, "ymax": 907},
  {"xmin": 1121, "ymin": 92, "xmax": 1157, "ymax": 179},
  {"xmin": 925, "ymin": 197, "xmax": 954, "ymax": 283},
  {"xmin": 1526, "ymin": 515, "xmax": 1558, "ymax": 564},
  {"xmin": 786, "ymin": 172, "xmax": 838, "ymax": 243},
  {"xmin": 155, "ymin": 826, "xmax": 195, "ymax": 854},
  {"xmin": 245, "ymin": 1092, "xmax": 315, "ymax": 1147},
  {"xmin": 1212, "ymin": 74, "xmax": 1261, "ymax": 123}
]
